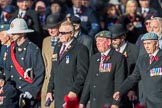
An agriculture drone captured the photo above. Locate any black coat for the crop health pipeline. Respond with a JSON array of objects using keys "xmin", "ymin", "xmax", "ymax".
[
  {"xmin": 122, "ymin": 42, "xmax": 139, "ymax": 76},
  {"xmin": 119, "ymin": 50, "xmax": 162, "ymax": 108},
  {"xmin": 4, "ymin": 38, "xmax": 45, "ymax": 99},
  {"xmin": 75, "ymin": 30, "xmax": 94, "ymax": 58},
  {"xmin": 47, "ymin": 39, "xmax": 89, "ymax": 108},
  {"xmin": 80, "ymin": 48, "xmax": 126, "ymax": 108},
  {"xmin": 120, "ymin": 42, "xmax": 139, "ymax": 108},
  {"xmin": 0, "ymin": 82, "xmax": 18, "ymax": 108}
]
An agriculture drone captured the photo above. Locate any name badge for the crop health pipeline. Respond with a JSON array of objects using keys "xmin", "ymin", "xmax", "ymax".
[
  {"xmin": 52, "ymin": 54, "xmax": 57, "ymax": 61},
  {"xmin": 99, "ymin": 63, "xmax": 112, "ymax": 73},
  {"xmin": 150, "ymin": 67, "xmax": 162, "ymax": 77},
  {"xmin": 66, "ymin": 55, "xmax": 70, "ymax": 64}
]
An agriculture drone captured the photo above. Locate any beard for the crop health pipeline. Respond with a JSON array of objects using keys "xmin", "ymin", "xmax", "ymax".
[{"xmin": 155, "ymin": 31, "xmax": 162, "ymax": 39}]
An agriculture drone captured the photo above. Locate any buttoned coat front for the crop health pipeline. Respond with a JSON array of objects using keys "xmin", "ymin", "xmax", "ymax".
[
  {"xmin": 80, "ymin": 48, "xmax": 126, "ymax": 108},
  {"xmin": 4, "ymin": 39, "xmax": 45, "ymax": 99}
]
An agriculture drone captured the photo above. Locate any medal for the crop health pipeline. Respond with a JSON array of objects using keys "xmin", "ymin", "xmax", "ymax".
[
  {"xmin": 99, "ymin": 63, "xmax": 112, "ymax": 72},
  {"xmin": 3, "ymin": 52, "xmax": 7, "ymax": 61},
  {"xmin": 66, "ymin": 55, "xmax": 70, "ymax": 64}
]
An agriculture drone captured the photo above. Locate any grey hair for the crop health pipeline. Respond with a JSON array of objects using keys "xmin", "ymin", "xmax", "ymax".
[{"xmin": 151, "ymin": 17, "xmax": 162, "ymax": 39}]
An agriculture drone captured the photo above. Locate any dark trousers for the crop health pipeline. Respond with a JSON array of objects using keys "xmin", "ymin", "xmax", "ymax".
[{"xmin": 22, "ymin": 99, "xmax": 40, "ymax": 108}]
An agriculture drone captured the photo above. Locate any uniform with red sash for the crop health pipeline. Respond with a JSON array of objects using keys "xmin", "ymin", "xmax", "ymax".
[{"xmin": 4, "ymin": 38, "xmax": 45, "ymax": 108}]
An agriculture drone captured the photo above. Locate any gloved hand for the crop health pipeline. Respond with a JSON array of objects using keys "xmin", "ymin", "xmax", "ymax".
[{"xmin": 23, "ymin": 91, "xmax": 32, "ymax": 99}]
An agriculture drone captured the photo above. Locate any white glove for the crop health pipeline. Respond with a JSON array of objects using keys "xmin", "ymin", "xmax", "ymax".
[{"xmin": 23, "ymin": 92, "xmax": 32, "ymax": 99}]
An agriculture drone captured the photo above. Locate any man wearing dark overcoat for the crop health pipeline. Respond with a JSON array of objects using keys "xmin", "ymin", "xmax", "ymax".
[
  {"xmin": 47, "ymin": 21, "xmax": 89, "ymax": 108},
  {"xmin": 79, "ymin": 30, "xmax": 126, "ymax": 108},
  {"xmin": 109, "ymin": 24, "xmax": 139, "ymax": 107},
  {"xmin": 113, "ymin": 32, "xmax": 162, "ymax": 108}
]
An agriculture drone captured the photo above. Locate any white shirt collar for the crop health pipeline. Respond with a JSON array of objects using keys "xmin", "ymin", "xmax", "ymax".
[
  {"xmin": 62, "ymin": 38, "xmax": 74, "ymax": 49},
  {"xmin": 19, "ymin": 10, "xmax": 26, "ymax": 18},
  {"xmin": 73, "ymin": 6, "xmax": 80, "ymax": 14},
  {"xmin": 142, "ymin": 8, "xmax": 149, "ymax": 13},
  {"xmin": 119, "ymin": 41, "xmax": 127, "ymax": 53},
  {"xmin": 101, "ymin": 48, "xmax": 111, "ymax": 56},
  {"xmin": 150, "ymin": 49, "xmax": 159, "ymax": 57}
]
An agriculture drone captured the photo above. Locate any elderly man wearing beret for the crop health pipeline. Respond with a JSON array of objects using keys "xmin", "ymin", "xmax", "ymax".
[
  {"xmin": 113, "ymin": 32, "xmax": 162, "ymax": 108},
  {"xmin": 79, "ymin": 30, "xmax": 126, "ymax": 108}
]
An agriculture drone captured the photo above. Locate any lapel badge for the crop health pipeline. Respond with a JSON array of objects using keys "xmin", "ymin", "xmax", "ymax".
[{"xmin": 66, "ymin": 55, "xmax": 70, "ymax": 64}]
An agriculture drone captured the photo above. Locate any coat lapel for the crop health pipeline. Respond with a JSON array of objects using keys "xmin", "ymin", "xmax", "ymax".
[
  {"xmin": 145, "ymin": 50, "xmax": 162, "ymax": 72},
  {"xmin": 96, "ymin": 53, "xmax": 101, "ymax": 72},
  {"xmin": 104, "ymin": 48, "xmax": 114, "ymax": 63},
  {"xmin": 149, "ymin": 50, "xmax": 162, "ymax": 69},
  {"xmin": 59, "ymin": 39, "xmax": 77, "ymax": 62},
  {"xmin": 53, "ymin": 42, "xmax": 62, "ymax": 63}
]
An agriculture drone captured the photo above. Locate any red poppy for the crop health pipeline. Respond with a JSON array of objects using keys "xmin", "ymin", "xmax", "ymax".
[
  {"xmin": 155, "ymin": 56, "xmax": 159, "ymax": 61},
  {"xmin": 123, "ymin": 52, "xmax": 128, "ymax": 58},
  {"xmin": 105, "ymin": 56, "xmax": 110, "ymax": 61}
]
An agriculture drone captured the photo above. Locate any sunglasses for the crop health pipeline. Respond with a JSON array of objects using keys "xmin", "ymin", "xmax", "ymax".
[
  {"xmin": 144, "ymin": 21, "xmax": 150, "ymax": 25},
  {"xmin": 59, "ymin": 31, "xmax": 72, "ymax": 35}
]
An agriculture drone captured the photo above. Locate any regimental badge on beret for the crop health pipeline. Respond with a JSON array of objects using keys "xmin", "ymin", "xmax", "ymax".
[
  {"xmin": 95, "ymin": 30, "xmax": 112, "ymax": 39},
  {"xmin": 100, "ymin": 33, "xmax": 104, "ymax": 37}
]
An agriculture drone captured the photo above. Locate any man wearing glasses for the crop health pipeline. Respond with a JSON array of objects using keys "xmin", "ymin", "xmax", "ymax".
[{"xmin": 46, "ymin": 21, "xmax": 89, "ymax": 108}]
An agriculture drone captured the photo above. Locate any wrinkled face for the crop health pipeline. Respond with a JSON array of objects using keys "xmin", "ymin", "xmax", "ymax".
[
  {"xmin": 139, "ymin": 0, "xmax": 149, "ymax": 8},
  {"xmin": 96, "ymin": 37, "xmax": 111, "ymax": 53},
  {"xmin": 112, "ymin": 38, "xmax": 123, "ymax": 48},
  {"xmin": 0, "ymin": 31, "xmax": 10, "ymax": 45},
  {"xmin": 17, "ymin": 1, "xmax": 30, "ymax": 10},
  {"xmin": 48, "ymin": 26, "xmax": 59, "ymax": 37},
  {"xmin": 150, "ymin": 20, "xmax": 160, "ymax": 34},
  {"xmin": 143, "ymin": 40, "xmax": 158, "ymax": 55},
  {"xmin": 58, "ymin": 25, "xmax": 74, "ymax": 43},
  {"xmin": 51, "ymin": 3, "xmax": 61, "ymax": 14},
  {"xmin": 72, "ymin": 0, "xmax": 82, "ymax": 8}
]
